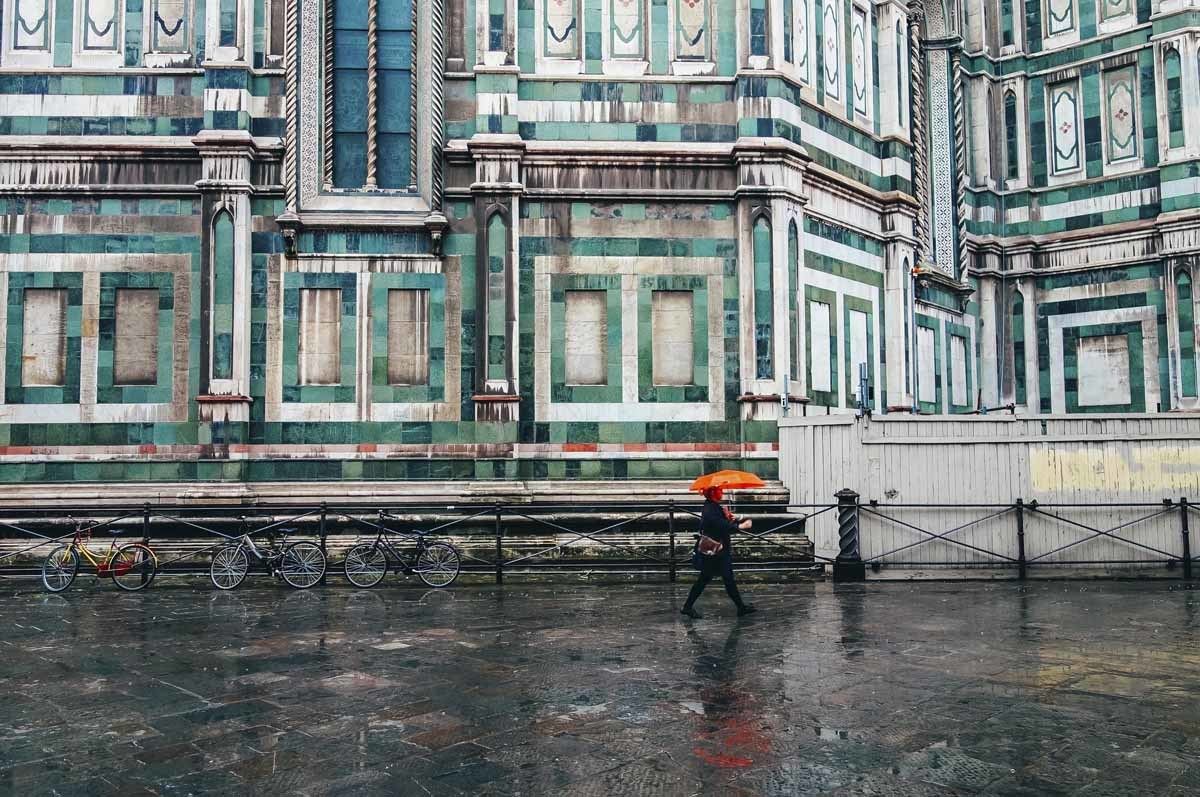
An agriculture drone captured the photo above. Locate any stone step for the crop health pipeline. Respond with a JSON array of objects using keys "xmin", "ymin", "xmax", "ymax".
[{"xmin": 0, "ymin": 479, "xmax": 791, "ymax": 508}]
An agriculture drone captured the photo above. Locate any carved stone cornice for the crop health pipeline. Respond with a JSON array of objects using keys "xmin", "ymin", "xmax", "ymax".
[{"xmin": 192, "ymin": 129, "xmax": 256, "ymax": 193}]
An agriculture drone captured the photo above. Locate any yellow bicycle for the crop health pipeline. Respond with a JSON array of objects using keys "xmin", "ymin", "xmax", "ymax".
[{"xmin": 41, "ymin": 518, "xmax": 158, "ymax": 592}]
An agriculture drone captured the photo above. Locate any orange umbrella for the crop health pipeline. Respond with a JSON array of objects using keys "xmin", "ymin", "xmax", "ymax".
[{"xmin": 689, "ymin": 469, "xmax": 766, "ymax": 493}]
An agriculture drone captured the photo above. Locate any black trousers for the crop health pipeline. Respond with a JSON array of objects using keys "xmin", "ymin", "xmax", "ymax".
[{"xmin": 684, "ymin": 554, "xmax": 745, "ymax": 608}]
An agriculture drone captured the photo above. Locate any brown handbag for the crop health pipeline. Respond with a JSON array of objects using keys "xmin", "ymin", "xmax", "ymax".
[{"xmin": 696, "ymin": 534, "xmax": 724, "ymax": 556}]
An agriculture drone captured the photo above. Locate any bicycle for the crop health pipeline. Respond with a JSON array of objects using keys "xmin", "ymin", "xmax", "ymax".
[
  {"xmin": 209, "ymin": 525, "xmax": 327, "ymax": 590},
  {"xmin": 41, "ymin": 518, "xmax": 158, "ymax": 593},
  {"xmin": 342, "ymin": 523, "xmax": 461, "ymax": 588}
]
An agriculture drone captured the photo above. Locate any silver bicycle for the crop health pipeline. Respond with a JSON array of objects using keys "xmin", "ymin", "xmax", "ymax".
[{"xmin": 210, "ymin": 528, "xmax": 326, "ymax": 590}]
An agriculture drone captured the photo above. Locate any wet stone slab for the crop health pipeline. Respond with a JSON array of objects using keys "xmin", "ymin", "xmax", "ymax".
[{"xmin": 1, "ymin": 579, "xmax": 1199, "ymax": 795}]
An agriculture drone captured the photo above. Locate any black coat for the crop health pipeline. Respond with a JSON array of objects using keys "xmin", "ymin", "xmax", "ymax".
[{"xmin": 700, "ymin": 499, "xmax": 739, "ymax": 552}]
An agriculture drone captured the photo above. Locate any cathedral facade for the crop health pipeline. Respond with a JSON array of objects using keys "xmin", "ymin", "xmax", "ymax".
[{"xmin": 0, "ymin": 0, "xmax": 1196, "ymax": 492}]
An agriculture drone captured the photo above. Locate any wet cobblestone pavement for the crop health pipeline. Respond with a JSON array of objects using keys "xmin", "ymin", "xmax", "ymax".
[{"xmin": 2, "ymin": 579, "xmax": 1200, "ymax": 796}]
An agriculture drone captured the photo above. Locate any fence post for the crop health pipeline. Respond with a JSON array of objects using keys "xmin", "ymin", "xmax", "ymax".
[
  {"xmin": 833, "ymin": 488, "xmax": 865, "ymax": 581},
  {"xmin": 1181, "ymin": 497, "xmax": 1192, "ymax": 581},
  {"xmin": 142, "ymin": 502, "xmax": 152, "ymax": 587},
  {"xmin": 1015, "ymin": 498, "xmax": 1027, "ymax": 581},
  {"xmin": 494, "ymin": 504, "xmax": 503, "ymax": 585},
  {"xmin": 668, "ymin": 500, "xmax": 676, "ymax": 583},
  {"xmin": 319, "ymin": 501, "xmax": 328, "ymax": 585}
]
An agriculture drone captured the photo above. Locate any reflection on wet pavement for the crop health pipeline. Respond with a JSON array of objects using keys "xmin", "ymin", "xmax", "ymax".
[{"xmin": 2, "ymin": 580, "xmax": 1199, "ymax": 795}]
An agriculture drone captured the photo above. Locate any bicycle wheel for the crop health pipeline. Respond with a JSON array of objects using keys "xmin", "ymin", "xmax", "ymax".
[
  {"xmin": 210, "ymin": 544, "xmax": 249, "ymax": 591},
  {"xmin": 280, "ymin": 541, "xmax": 325, "ymax": 589},
  {"xmin": 415, "ymin": 542, "xmax": 461, "ymax": 588},
  {"xmin": 343, "ymin": 543, "xmax": 388, "ymax": 588},
  {"xmin": 110, "ymin": 543, "xmax": 157, "ymax": 591},
  {"xmin": 41, "ymin": 545, "xmax": 79, "ymax": 593}
]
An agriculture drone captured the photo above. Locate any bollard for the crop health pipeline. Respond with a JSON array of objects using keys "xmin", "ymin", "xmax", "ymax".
[
  {"xmin": 667, "ymin": 500, "xmax": 676, "ymax": 583},
  {"xmin": 494, "ymin": 505, "xmax": 503, "ymax": 585},
  {"xmin": 1181, "ymin": 497, "xmax": 1192, "ymax": 581},
  {"xmin": 1016, "ymin": 498, "xmax": 1027, "ymax": 581},
  {"xmin": 833, "ymin": 488, "xmax": 865, "ymax": 581}
]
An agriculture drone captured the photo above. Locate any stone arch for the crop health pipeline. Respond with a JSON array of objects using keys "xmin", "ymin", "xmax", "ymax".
[
  {"xmin": 210, "ymin": 208, "xmax": 236, "ymax": 381},
  {"xmin": 1003, "ymin": 89, "xmax": 1018, "ymax": 181},
  {"xmin": 1176, "ymin": 267, "xmax": 1196, "ymax": 398},
  {"xmin": 787, "ymin": 219, "xmax": 800, "ymax": 380},
  {"xmin": 1010, "ymin": 288, "xmax": 1026, "ymax": 406},
  {"xmin": 751, "ymin": 213, "xmax": 774, "ymax": 380},
  {"xmin": 1165, "ymin": 44, "xmax": 1185, "ymax": 149}
]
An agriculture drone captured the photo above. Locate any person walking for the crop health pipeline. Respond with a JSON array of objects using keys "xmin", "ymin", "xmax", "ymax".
[{"xmin": 680, "ymin": 486, "xmax": 757, "ymax": 619}]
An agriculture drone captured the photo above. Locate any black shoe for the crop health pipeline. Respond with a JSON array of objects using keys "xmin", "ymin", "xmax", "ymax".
[
  {"xmin": 681, "ymin": 606, "xmax": 702, "ymax": 619},
  {"xmin": 737, "ymin": 604, "xmax": 758, "ymax": 616}
]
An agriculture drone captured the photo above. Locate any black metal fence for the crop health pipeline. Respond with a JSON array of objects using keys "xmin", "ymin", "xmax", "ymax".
[
  {"xmin": 831, "ymin": 489, "xmax": 1200, "ymax": 580},
  {"xmin": 0, "ymin": 500, "xmax": 822, "ymax": 584},
  {"xmin": 5, "ymin": 492, "xmax": 1199, "ymax": 585}
]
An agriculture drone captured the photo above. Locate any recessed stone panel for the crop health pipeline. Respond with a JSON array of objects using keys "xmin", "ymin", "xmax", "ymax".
[
  {"xmin": 848, "ymin": 308, "xmax": 868, "ymax": 392},
  {"xmin": 299, "ymin": 288, "xmax": 342, "ymax": 386},
  {"xmin": 917, "ymin": 326, "xmax": 936, "ymax": 403},
  {"xmin": 810, "ymin": 301, "xmax": 831, "ymax": 393},
  {"xmin": 1077, "ymin": 334, "xmax": 1131, "ymax": 407},
  {"xmin": 114, "ymin": 288, "xmax": 160, "ymax": 386},
  {"xmin": 651, "ymin": 290, "xmax": 693, "ymax": 386},
  {"xmin": 564, "ymin": 290, "xmax": 607, "ymax": 386},
  {"xmin": 951, "ymin": 335, "xmax": 968, "ymax": 405},
  {"xmin": 21, "ymin": 288, "xmax": 66, "ymax": 387},
  {"xmin": 387, "ymin": 289, "xmax": 430, "ymax": 386}
]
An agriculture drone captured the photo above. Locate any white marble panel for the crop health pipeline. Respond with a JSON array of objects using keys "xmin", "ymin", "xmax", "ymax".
[
  {"xmin": 1077, "ymin": 335, "xmax": 1131, "ymax": 407},
  {"xmin": 848, "ymin": 308, "xmax": 868, "ymax": 392},
  {"xmin": 564, "ymin": 289, "xmax": 607, "ymax": 385},
  {"xmin": 951, "ymin": 334, "xmax": 967, "ymax": 405},
  {"xmin": 810, "ymin": 301, "xmax": 831, "ymax": 393},
  {"xmin": 651, "ymin": 290, "xmax": 693, "ymax": 386},
  {"xmin": 113, "ymin": 288, "xmax": 159, "ymax": 386},
  {"xmin": 298, "ymin": 288, "xmax": 341, "ymax": 385},
  {"xmin": 918, "ymin": 326, "xmax": 936, "ymax": 403},
  {"xmin": 21, "ymin": 288, "xmax": 66, "ymax": 387},
  {"xmin": 387, "ymin": 288, "xmax": 430, "ymax": 386}
]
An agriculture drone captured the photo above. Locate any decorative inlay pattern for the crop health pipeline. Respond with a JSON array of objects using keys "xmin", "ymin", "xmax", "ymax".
[
  {"xmin": 928, "ymin": 49, "xmax": 954, "ymax": 273},
  {"xmin": 675, "ymin": 0, "xmax": 709, "ymax": 60},
  {"xmin": 1047, "ymin": 0, "xmax": 1073, "ymax": 36},
  {"xmin": 851, "ymin": 7, "xmax": 867, "ymax": 116},
  {"xmin": 1104, "ymin": 67, "xmax": 1137, "ymax": 163},
  {"xmin": 795, "ymin": 0, "xmax": 809, "ymax": 81},
  {"xmin": 610, "ymin": 0, "xmax": 644, "ymax": 58},
  {"xmin": 1051, "ymin": 81, "xmax": 1080, "ymax": 173},
  {"xmin": 150, "ymin": 0, "xmax": 189, "ymax": 52},
  {"xmin": 823, "ymin": 0, "xmax": 839, "ymax": 100},
  {"xmin": 951, "ymin": 53, "xmax": 968, "ymax": 277},
  {"xmin": 300, "ymin": 0, "xmax": 321, "ymax": 204},
  {"xmin": 547, "ymin": 0, "xmax": 578, "ymax": 57},
  {"xmin": 1100, "ymin": 0, "xmax": 1130, "ymax": 20},
  {"xmin": 13, "ymin": 0, "xmax": 51, "ymax": 49},
  {"xmin": 82, "ymin": 0, "xmax": 120, "ymax": 51}
]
